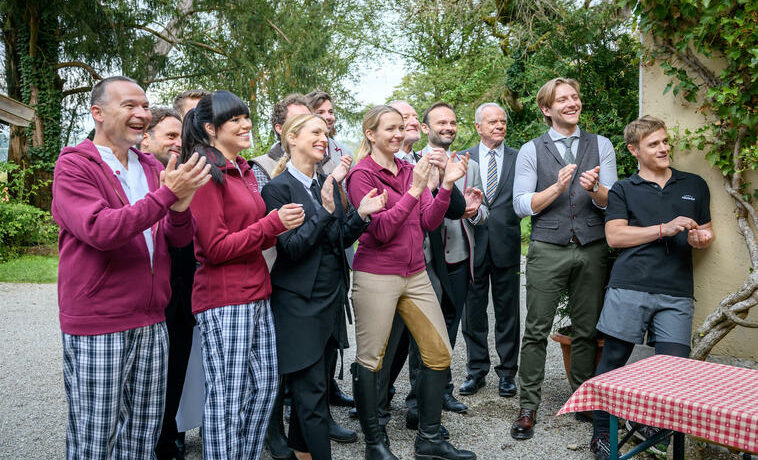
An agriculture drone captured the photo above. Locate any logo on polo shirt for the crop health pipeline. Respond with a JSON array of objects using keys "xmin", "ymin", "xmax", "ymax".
[{"xmin": 681, "ymin": 194, "xmax": 696, "ymax": 201}]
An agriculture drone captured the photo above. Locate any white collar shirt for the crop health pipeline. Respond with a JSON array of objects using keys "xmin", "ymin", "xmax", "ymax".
[
  {"xmin": 96, "ymin": 145, "xmax": 154, "ymax": 265},
  {"xmin": 286, "ymin": 161, "xmax": 320, "ymax": 205}
]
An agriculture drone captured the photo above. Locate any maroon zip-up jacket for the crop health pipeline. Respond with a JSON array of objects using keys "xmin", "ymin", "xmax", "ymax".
[
  {"xmin": 346, "ymin": 155, "xmax": 451, "ymax": 276},
  {"xmin": 52, "ymin": 139, "xmax": 194, "ymax": 335},
  {"xmin": 189, "ymin": 154, "xmax": 286, "ymax": 314}
]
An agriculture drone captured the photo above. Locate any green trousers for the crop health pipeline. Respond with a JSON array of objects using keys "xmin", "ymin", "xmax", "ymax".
[{"xmin": 518, "ymin": 239, "xmax": 608, "ymax": 410}]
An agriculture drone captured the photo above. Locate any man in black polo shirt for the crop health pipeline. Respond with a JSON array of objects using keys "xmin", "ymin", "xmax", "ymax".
[{"xmin": 590, "ymin": 116, "xmax": 714, "ymax": 459}]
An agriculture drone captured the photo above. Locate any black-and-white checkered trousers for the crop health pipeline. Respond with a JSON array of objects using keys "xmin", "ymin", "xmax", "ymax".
[
  {"xmin": 196, "ymin": 299, "xmax": 279, "ymax": 460},
  {"xmin": 62, "ymin": 322, "xmax": 168, "ymax": 460}
]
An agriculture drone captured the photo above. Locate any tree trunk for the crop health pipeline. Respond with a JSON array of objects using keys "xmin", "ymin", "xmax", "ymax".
[{"xmin": 3, "ymin": 2, "xmax": 61, "ymax": 210}]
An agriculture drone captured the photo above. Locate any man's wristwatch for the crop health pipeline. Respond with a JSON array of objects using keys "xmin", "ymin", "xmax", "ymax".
[{"xmin": 592, "ymin": 181, "xmax": 600, "ymax": 193}]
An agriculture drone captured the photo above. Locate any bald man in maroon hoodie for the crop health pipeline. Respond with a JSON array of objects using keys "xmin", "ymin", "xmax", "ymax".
[{"xmin": 51, "ymin": 76, "xmax": 211, "ymax": 460}]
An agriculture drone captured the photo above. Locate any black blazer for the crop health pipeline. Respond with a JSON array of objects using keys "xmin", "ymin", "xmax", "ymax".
[
  {"xmin": 406, "ymin": 150, "xmax": 467, "ymax": 299},
  {"xmin": 464, "ymin": 145, "xmax": 522, "ymax": 269},
  {"xmin": 261, "ymin": 170, "xmax": 368, "ymax": 373},
  {"xmin": 427, "ymin": 184, "xmax": 467, "ymax": 298}
]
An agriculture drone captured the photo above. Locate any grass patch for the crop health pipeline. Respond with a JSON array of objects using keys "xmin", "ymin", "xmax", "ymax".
[{"xmin": 0, "ymin": 255, "xmax": 58, "ymax": 283}]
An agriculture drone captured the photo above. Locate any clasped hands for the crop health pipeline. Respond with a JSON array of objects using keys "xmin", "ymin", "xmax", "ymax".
[{"xmin": 661, "ymin": 216, "xmax": 713, "ymax": 248}]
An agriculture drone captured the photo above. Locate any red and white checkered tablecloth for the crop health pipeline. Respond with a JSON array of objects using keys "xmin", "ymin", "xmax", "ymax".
[{"xmin": 557, "ymin": 354, "xmax": 758, "ymax": 453}]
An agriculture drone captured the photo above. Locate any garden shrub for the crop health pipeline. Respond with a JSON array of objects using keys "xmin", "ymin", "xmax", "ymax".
[{"xmin": 0, "ymin": 201, "xmax": 58, "ymax": 261}]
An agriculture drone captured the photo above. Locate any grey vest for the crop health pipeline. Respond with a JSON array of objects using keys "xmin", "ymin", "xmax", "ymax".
[
  {"xmin": 530, "ymin": 131, "xmax": 605, "ymax": 245},
  {"xmin": 442, "ymin": 218, "xmax": 468, "ymax": 264}
]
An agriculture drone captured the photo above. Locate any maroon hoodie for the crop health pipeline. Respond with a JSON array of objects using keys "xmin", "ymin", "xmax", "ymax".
[
  {"xmin": 189, "ymin": 154, "xmax": 286, "ymax": 314},
  {"xmin": 51, "ymin": 139, "xmax": 194, "ymax": 335},
  {"xmin": 346, "ymin": 155, "xmax": 451, "ymax": 276}
]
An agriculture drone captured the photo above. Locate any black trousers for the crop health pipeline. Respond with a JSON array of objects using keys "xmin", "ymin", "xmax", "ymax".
[
  {"xmin": 462, "ymin": 250, "xmax": 520, "ymax": 380},
  {"xmin": 406, "ymin": 260, "xmax": 469, "ymax": 410},
  {"xmin": 155, "ymin": 291, "xmax": 194, "ymax": 458},
  {"xmin": 287, "ymin": 338, "xmax": 338, "ymax": 460}
]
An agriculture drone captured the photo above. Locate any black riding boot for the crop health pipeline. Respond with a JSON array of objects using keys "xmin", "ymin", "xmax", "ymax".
[
  {"xmin": 352, "ymin": 362, "xmax": 398, "ymax": 460},
  {"xmin": 265, "ymin": 386, "xmax": 294, "ymax": 459},
  {"xmin": 414, "ymin": 366, "xmax": 476, "ymax": 460}
]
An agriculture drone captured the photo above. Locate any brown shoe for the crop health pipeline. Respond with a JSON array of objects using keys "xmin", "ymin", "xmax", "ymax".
[{"xmin": 510, "ymin": 408, "xmax": 536, "ymax": 440}]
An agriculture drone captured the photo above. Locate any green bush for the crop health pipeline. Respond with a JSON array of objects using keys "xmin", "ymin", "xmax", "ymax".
[{"xmin": 0, "ymin": 201, "xmax": 58, "ymax": 261}]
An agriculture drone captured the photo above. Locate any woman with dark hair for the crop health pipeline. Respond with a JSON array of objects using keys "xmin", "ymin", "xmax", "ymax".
[
  {"xmin": 346, "ymin": 105, "xmax": 476, "ymax": 460},
  {"xmin": 261, "ymin": 113, "xmax": 387, "ymax": 460},
  {"xmin": 182, "ymin": 90, "xmax": 305, "ymax": 460}
]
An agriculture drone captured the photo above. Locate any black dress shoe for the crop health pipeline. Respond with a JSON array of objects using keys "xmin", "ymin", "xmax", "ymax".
[
  {"xmin": 328, "ymin": 418, "xmax": 358, "ymax": 443},
  {"xmin": 458, "ymin": 376, "xmax": 485, "ymax": 396},
  {"xmin": 498, "ymin": 376, "xmax": 517, "ymax": 398},
  {"xmin": 329, "ymin": 380, "xmax": 355, "ymax": 407},
  {"xmin": 510, "ymin": 408, "xmax": 536, "ymax": 440},
  {"xmin": 442, "ymin": 392, "xmax": 468, "ymax": 413}
]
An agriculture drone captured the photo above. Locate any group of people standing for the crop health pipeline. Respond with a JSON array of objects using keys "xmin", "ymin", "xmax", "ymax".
[{"xmin": 51, "ymin": 74, "xmax": 714, "ymax": 460}]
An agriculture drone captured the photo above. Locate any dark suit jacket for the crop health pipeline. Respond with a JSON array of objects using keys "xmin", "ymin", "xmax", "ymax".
[
  {"xmin": 464, "ymin": 144, "xmax": 522, "ymax": 269},
  {"xmin": 261, "ymin": 170, "xmax": 368, "ymax": 373},
  {"xmin": 428, "ymin": 185, "xmax": 467, "ymax": 300},
  {"xmin": 403, "ymin": 150, "xmax": 467, "ymax": 300}
]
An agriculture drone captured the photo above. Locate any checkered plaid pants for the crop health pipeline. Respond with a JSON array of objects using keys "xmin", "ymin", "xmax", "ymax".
[
  {"xmin": 62, "ymin": 322, "xmax": 168, "ymax": 460},
  {"xmin": 196, "ymin": 299, "xmax": 279, "ymax": 460}
]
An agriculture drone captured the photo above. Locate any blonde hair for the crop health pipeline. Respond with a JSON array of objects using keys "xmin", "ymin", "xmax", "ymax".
[
  {"xmin": 624, "ymin": 115, "xmax": 667, "ymax": 147},
  {"xmin": 354, "ymin": 105, "xmax": 403, "ymax": 162},
  {"xmin": 272, "ymin": 113, "xmax": 324, "ymax": 177},
  {"xmin": 536, "ymin": 77, "xmax": 581, "ymax": 127}
]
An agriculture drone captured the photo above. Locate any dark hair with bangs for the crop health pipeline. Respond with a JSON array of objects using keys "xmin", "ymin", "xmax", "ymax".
[{"xmin": 181, "ymin": 90, "xmax": 250, "ymax": 184}]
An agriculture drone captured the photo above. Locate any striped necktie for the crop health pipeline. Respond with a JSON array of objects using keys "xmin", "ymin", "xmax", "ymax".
[{"xmin": 486, "ymin": 149, "xmax": 498, "ymax": 203}]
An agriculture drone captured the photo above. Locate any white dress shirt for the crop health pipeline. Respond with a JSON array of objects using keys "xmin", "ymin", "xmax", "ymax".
[{"xmin": 96, "ymin": 145, "xmax": 154, "ymax": 264}]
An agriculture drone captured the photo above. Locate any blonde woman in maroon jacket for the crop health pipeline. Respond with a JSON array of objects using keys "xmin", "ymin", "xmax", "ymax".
[{"xmin": 182, "ymin": 91, "xmax": 304, "ymax": 460}]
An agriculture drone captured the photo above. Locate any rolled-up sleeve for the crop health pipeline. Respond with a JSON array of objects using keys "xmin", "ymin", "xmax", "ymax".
[
  {"xmin": 512, "ymin": 142, "xmax": 538, "ymax": 218},
  {"xmin": 593, "ymin": 135, "xmax": 619, "ymax": 209}
]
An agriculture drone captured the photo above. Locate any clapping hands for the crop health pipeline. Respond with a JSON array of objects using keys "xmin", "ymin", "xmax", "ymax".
[
  {"xmin": 161, "ymin": 152, "xmax": 212, "ymax": 212},
  {"xmin": 331, "ymin": 155, "xmax": 353, "ymax": 183},
  {"xmin": 357, "ymin": 188, "xmax": 388, "ymax": 220},
  {"xmin": 463, "ymin": 187, "xmax": 483, "ymax": 218},
  {"xmin": 443, "ymin": 152, "xmax": 469, "ymax": 188}
]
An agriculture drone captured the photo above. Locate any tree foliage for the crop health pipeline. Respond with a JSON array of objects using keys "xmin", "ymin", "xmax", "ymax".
[
  {"xmin": 387, "ymin": 0, "xmax": 505, "ymax": 150},
  {"xmin": 389, "ymin": 0, "xmax": 640, "ymax": 177},
  {"xmin": 628, "ymin": 0, "xmax": 758, "ymax": 359},
  {"xmin": 1, "ymin": 0, "xmax": 378, "ymax": 207}
]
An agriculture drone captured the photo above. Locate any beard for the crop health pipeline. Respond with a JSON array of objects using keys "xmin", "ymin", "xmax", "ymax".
[{"xmin": 428, "ymin": 129, "xmax": 455, "ymax": 150}]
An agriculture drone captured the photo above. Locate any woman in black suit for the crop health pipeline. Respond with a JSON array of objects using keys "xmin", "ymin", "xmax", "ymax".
[{"xmin": 261, "ymin": 113, "xmax": 387, "ymax": 460}]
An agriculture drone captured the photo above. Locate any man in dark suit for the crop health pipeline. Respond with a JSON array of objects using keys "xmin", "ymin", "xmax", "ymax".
[
  {"xmin": 403, "ymin": 102, "xmax": 487, "ymax": 427},
  {"xmin": 142, "ymin": 105, "xmax": 200, "ymax": 460},
  {"xmin": 459, "ymin": 102, "xmax": 523, "ymax": 400}
]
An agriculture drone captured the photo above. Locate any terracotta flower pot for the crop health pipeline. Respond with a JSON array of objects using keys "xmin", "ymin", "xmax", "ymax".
[{"xmin": 550, "ymin": 332, "xmax": 605, "ymax": 379}]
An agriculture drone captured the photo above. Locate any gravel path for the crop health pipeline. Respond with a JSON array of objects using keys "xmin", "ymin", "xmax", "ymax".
[{"xmin": 2, "ymin": 272, "xmax": 741, "ymax": 459}]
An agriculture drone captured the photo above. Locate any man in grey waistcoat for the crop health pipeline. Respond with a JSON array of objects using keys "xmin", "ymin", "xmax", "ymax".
[{"xmin": 510, "ymin": 77, "xmax": 618, "ymax": 440}]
